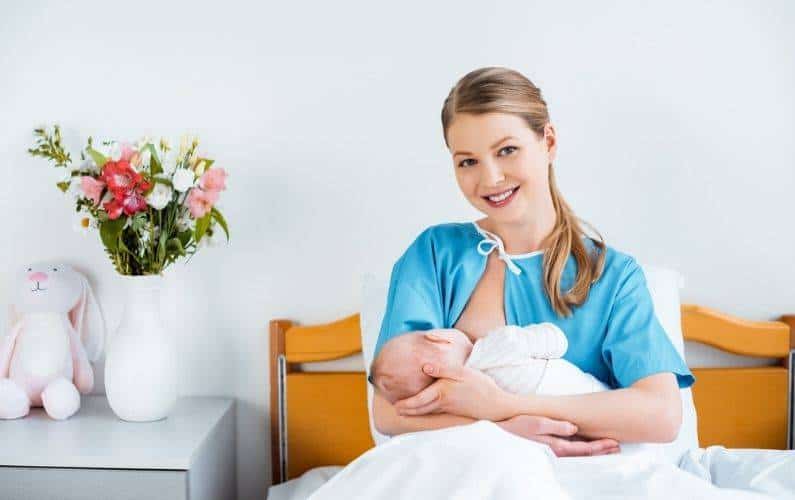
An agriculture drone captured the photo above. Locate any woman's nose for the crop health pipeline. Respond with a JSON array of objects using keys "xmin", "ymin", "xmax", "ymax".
[
  {"xmin": 28, "ymin": 272, "xmax": 48, "ymax": 282},
  {"xmin": 480, "ymin": 160, "xmax": 505, "ymax": 185}
]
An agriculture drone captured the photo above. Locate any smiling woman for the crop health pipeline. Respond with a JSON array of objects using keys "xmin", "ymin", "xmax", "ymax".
[
  {"xmin": 367, "ymin": 67, "xmax": 696, "ymax": 458},
  {"xmin": 441, "ymin": 71, "xmax": 606, "ymax": 317}
]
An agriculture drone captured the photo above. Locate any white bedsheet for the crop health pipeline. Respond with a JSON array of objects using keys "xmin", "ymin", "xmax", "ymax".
[{"xmin": 267, "ymin": 421, "xmax": 795, "ymax": 500}]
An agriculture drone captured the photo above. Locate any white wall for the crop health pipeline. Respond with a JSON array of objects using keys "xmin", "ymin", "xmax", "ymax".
[{"xmin": 1, "ymin": 1, "xmax": 794, "ymax": 498}]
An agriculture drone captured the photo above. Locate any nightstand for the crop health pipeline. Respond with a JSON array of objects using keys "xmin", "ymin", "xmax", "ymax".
[{"xmin": 0, "ymin": 395, "xmax": 236, "ymax": 500}]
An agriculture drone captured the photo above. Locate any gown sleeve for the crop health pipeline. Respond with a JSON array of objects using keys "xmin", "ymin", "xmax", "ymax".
[
  {"xmin": 372, "ymin": 228, "xmax": 445, "ymax": 360},
  {"xmin": 601, "ymin": 258, "xmax": 696, "ymax": 389}
]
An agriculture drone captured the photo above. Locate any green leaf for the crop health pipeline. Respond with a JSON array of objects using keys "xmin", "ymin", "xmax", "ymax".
[
  {"xmin": 210, "ymin": 207, "xmax": 229, "ymax": 241},
  {"xmin": 56, "ymin": 181, "xmax": 70, "ymax": 192},
  {"xmin": 87, "ymin": 147, "xmax": 108, "ymax": 168},
  {"xmin": 166, "ymin": 237, "xmax": 186, "ymax": 256},
  {"xmin": 130, "ymin": 213, "xmax": 147, "ymax": 232},
  {"xmin": 145, "ymin": 144, "xmax": 162, "ymax": 175},
  {"xmin": 99, "ymin": 217, "xmax": 126, "ymax": 251},
  {"xmin": 194, "ymin": 213, "xmax": 212, "ymax": 242},
  {"xmin": 157, "ymin": 230, "xmax": 168, "ymax": 262},
  {"xmin": 178, "ymin": 228, "xmax": 192, "ymax": 247}
]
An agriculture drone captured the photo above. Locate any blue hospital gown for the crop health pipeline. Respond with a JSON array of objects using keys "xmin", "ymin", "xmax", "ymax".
[{"xmin": 373, "ymin": 222, "xmax": 695, "ymax": 390}]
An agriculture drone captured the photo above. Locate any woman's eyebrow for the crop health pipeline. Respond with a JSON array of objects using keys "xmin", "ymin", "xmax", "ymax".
[{"xmin": 453, "ymin": 136, "xmax": 517, "ymax": 157}]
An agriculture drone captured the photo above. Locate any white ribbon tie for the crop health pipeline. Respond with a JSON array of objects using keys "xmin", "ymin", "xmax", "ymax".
[{"xmin": 476, "ymin": 232, "xmax": 523, "ymax": 276}]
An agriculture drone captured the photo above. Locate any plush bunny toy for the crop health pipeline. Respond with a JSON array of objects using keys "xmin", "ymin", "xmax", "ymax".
[{"xmin": 0, "ymin": 261, "xmax": 105, "ymax": 420}]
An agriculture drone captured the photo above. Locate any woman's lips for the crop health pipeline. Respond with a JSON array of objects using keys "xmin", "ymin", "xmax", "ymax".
[{"xmin": 482, "ymin": 186, "xmax": 519, "ymax": 208}]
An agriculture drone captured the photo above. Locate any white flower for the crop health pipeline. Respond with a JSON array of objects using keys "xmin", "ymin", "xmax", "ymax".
[
  {"xmin": 135, "ymin": 136, "xmax": 154, "ymax": 150},
  {"xmin": 109, "ymin": 142, "xmax": 122, "ymax": 161},
  {"xmin": 80, "ymin": 157, "xmax": 98, "ymax": 174},
  {"xmin": 145, "ymin": 182, "xmax": 173, "ymax": 210},
  {"xmin": 66, "ymin": 176, "xmax": 82, "ymax": 201},
  {"xmin": 194, "ymin": 160, "xmax": 207, "ymax": 176},
  {"xmin": 140, "ymin": 148, "xmax": 152, "ymax": 169},
  {"xmin": 162, "ymin": 152, "xmax": 177, "ymax": 174},
  {"xmin": 176, "ymin": 211, "xmax": 192, "ymax": 232},
  {"xmin": 172, "ymin": 168, "xmax": 195, "ymax": 192},
  {"xmin": 72, "ymin": 211, "xmax": 96, "ymax": 235}
]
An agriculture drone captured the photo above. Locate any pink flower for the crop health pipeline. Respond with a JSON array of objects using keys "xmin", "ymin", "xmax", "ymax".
[
  {"xmin": 120, "ymin": 143, "xmax": 136, "ymax": 162},
  {"xmin": 187, "ymin": 187, "xmax": 219, "ymax": 218},
  {"xmin": 199, "ymin": 168, "xmax": 227, "ymax": 192},
  {"xmin": 81, "ymin": 176, "xmax": 106, "ymax": 206}
]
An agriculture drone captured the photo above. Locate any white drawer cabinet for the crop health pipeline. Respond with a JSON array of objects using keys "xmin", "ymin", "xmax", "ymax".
[{"xmin": 0, "ymin": 395, "xmax": 236, "ymax": 500}]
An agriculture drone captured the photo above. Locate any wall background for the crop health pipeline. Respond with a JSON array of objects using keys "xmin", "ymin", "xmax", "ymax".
[{"xmin": 1, "ymin": 1, "xmax": 793, "ymax": 498}]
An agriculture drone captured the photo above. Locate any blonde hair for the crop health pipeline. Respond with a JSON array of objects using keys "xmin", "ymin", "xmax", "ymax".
[{"xmin": 441, "ymin": 67, "xmax": 606, "ymax": 317}]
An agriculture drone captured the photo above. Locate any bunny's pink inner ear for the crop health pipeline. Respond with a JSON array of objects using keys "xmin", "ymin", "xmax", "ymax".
[
  {"xmin": 8, "ymin": 304, "xmax": 20, "ymax": 329},
  {"xmin": 69, "ymin": 286, "xmax": 87, "ymax": 335}
]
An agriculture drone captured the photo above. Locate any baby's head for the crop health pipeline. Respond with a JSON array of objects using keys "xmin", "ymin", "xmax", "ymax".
[{"xmin": 369, "ymin": 329, "xmax": 473, "ymax": 404}]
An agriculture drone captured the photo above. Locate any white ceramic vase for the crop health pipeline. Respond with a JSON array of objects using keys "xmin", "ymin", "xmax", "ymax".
[{"xmin": 104, "ymin": 274, "xmax": 177, "ymax": 421}]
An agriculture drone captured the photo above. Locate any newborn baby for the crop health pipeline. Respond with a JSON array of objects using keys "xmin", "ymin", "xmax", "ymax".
[
  {"xmin": 370, "ymin": 323, "xmax": 607, "ymax": 404},
  {"xmin": 370, "ymin": 324, "xmax": 655, "ymax": 457}
]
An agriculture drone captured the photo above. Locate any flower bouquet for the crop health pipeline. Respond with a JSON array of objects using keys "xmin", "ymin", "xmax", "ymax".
[
  {"xmin": 28, "ymin": 125, "xmax": 229, "ymax": 275},
  {"xmin": 27, "ymin": 125, "xmax": 231, "ymax": 421}
]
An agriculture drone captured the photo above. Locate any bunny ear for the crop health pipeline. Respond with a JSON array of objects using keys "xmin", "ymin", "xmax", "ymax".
[
  {"xmin": 68, "ymin": 274, "xmax": 106, "ymax": 362},
  {"xmin": 7, "ymin": 303, "xmax": 21, "ymax": 330}
]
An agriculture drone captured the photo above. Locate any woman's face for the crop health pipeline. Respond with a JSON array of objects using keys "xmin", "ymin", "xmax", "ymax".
[{"xmin": 446, "ymin": 112, "xmax": 556, "ymax": 225}]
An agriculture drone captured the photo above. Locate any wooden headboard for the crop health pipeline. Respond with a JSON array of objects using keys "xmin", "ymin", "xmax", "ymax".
[{"xmin": 269, "ymin": 305, "xmax": 795, "ymax": 484}]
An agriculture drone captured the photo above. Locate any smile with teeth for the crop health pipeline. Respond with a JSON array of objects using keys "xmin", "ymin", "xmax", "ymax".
[{"xmin": 483, "ymin": 186, "xmax": 519, "ymax": 205}]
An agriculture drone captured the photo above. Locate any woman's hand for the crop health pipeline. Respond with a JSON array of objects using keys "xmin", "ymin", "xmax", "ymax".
[
  {"xmin": 497, "ymin": 415, "xmax": 621, "ymax": 457},
  {"xmin": 393, "ymin": 362, "xmax": 515, "ymax": 421}
]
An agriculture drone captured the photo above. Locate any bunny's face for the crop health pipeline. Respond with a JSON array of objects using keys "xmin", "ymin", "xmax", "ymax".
[{"xmin": 12, "ymin": 261, "xmax": 83, "ymax": 314}]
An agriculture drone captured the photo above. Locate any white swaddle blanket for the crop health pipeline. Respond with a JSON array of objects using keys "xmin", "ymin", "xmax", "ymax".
[
  {"xmin": 464, "ymin": 323, "xmax": 606, "ymax": 396},
  {"xmin": 464, "ymin": 323, "xmax": 657, "ymax": 458}
]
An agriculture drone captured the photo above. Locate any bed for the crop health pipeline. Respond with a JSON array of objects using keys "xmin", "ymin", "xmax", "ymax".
[{"xmin": 268, "ymin": 304, "xmax": 794, "ymax": 490}]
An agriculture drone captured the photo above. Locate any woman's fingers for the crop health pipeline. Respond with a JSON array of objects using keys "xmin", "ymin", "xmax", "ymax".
[
  {"xmin": 534, "ymin": 416, "xmax": 578, "ymax": 437},
  {"xmin": 421, "ymin": 362, "xmax": 463, "ymax": 381},
  {"xmin": 394, "ymin": 385, "xmax": 441, "ymax": 413},
  {"xmin": 530, "ymin": 435, "xmax": 621, "ymax": 457}
]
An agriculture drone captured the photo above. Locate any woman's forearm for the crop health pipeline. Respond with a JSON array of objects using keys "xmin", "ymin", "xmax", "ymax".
[
  {"xmin": 373, "ymin": 391, "xmax": 477, "ymax": 435},
  {"xmin": 505, "ymin": 374, "xmax": 682, "ymax": 443}
]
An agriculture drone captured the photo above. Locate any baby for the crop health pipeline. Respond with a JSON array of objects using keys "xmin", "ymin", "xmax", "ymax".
[
  {"xmin": 370, "ymin": 323, "xmax": 608, "ymax": 404},
  {"xmin": 370, "ymin": 324, "xmax": 654, "ymax": 456}
]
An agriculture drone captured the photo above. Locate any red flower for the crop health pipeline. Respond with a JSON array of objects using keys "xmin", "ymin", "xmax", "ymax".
[
  {"xmin": 103, "ymin": 198, "xmax": 124, "ymax": 220},
  {"xmin": 101, "ymin": 160, "xmax": 140, "ymax": 194},
  {"xmin": 100, "ymin": 160, "xmax": 151, "ymax": 220}
]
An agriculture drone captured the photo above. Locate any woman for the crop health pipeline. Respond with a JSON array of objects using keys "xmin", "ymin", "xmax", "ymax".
[{"xmin": 371, "ymin": 67, "xmax": 695, "ymax": 457}]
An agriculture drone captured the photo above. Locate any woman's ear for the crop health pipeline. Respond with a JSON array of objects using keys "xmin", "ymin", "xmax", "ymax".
[
  {"xmin": 68, "ymin": 274, "xmax": 106, "ymax": 362},
  {"xmin": 544, "ymin": 123, "xmax": 557, "ymax": 161}
]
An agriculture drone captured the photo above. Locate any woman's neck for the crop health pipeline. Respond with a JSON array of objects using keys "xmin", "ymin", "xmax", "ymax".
[{"xmin": 477, "ymin": 203, "xmax": 557, "ymax": 254}]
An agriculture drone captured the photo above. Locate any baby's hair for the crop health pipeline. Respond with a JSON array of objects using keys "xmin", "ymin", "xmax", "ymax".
[
  {"xmin": 368, "ymin": 334, "xmax": 435, "ymax": 403},
  {"xmin": 441, "ymin": 67, "xmax": 607, "ymax": 317}
]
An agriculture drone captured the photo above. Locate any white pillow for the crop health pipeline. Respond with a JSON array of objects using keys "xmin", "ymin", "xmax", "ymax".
[{"xmin": 359, "ymin": 264, "xmax": 699, "ymax": 463}]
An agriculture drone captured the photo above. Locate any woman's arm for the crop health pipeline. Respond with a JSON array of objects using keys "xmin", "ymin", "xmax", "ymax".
[
  {"xmin": 373, "ymin": 390, "xmax": 476, "ymax": 435},
  {"xmin": 374, "ymin": 390, "xmax": 621, "ymax": 456},
  {"xmin": 507, "ymin": 373, "xmax": 682, "ymax": 442},
  {"xmin": 395, "ymin": 365, "xmax": 682, "ymax": 443}
]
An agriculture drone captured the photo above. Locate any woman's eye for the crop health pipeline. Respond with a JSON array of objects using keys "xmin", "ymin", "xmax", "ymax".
[
  {"xmin": 458, "ymin": 159, "xmax": 476, "ymax": 168},
  {"xmin": 498, "ymin": 146, "xmax": 518, "ymax": 156}
]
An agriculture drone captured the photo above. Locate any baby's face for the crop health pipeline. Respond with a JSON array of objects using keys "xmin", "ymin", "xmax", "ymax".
[{"xmin": 372, "ymin": 329, "xmax": 473, "ymax": 404}]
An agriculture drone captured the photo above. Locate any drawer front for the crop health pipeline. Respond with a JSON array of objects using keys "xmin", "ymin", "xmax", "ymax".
[{"xmin": 0, "ymin": 467, "xmax": 186, "ymax": 500}]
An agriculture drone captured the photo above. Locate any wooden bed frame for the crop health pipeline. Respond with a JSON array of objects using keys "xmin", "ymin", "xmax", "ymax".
[{"xmin": 269, "ymin": 306, "xmax": 795, "ymax": 485}]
